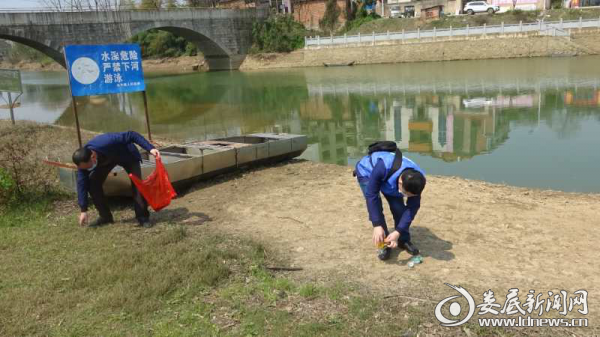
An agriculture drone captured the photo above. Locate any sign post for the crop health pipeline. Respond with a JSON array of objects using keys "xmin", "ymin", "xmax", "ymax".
[
  {"xmin": 64, "ymin": 44, "xmax": 150, "ymax": 147},
  {"xmin": 0, "ymin": 69, "xmax": 23, "ymax": 125}
]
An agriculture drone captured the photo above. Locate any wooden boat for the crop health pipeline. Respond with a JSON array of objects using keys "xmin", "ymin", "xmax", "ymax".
[
  {"xmin": 46, "ymin": 133, "xmax": 307, "ymax": 197},
  {"xmin": 323, "ymin": 61, "xmax": 355, "ymax": 67}
]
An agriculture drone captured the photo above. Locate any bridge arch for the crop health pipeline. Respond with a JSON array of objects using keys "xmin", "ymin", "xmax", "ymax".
[
  {"xmin": 0, "ymin": 34, "xmax": 66, "ymax": 67},
  {"xmin": 128, "ymin": 24, "xmax": 241, "ymax": 71},
  {"xmin": 0, "ymin": 9, "xmax": 264, "ymax": 71}
]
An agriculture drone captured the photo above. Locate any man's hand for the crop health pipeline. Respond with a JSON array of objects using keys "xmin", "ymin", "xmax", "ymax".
[
  {"xmin": 372, "ymin": 226, "xmax": 385, "ymax": 246},
  {"xmin": 79, "ymin": 212, "xmax": 88, "ymax": 227},
  {"xmin": 384, "ymin": 231, "xmax": 400, "ymax": 249},
  {"xmin": 150, "ymin": 149, "xmax": 160, "ymax": 159}
]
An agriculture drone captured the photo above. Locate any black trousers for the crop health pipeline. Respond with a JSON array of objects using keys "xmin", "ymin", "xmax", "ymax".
[{"xmin": 88, "ymin": 159, "xmax": 149, "ymax": 221}]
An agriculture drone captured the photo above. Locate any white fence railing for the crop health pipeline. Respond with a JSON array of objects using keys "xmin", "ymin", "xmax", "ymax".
[{"xmin": 305, "ymin": 17, "xmax": 600, "ymax": 47}]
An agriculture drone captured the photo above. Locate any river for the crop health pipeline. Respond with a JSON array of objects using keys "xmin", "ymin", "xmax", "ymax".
[{"xmin": 2, "ymin": 56, "xmax": 600, "ymax": 192}]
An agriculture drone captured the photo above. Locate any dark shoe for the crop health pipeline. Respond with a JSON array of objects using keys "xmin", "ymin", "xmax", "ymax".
[
  {"xmin": 377, "ymin": 247, "xmax": 392, "ymax": 261},
  {"xmin": 137, "ymin": 217, "xmax": 153, "ymax": 228},
  {"xmin": 399, "ymin": 241, "xmax": 420, "ymax": 256},
  {"xmin": 88, "ymin": 217, "xmax": 114, "ymax": 228}
]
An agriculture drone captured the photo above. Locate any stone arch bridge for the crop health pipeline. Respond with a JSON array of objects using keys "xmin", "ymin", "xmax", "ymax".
[{"xmin": 0, "ymin": 8, "xmax": 268, "ymax": 70}]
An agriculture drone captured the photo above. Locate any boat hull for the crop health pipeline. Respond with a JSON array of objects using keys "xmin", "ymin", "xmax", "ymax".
[{"xmin": 54, "ymin": 133, "xmax": 308, "ymax": 197}]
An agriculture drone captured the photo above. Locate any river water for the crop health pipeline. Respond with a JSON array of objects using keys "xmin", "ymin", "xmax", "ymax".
[{"xmin": 2, "ymin": 56, "xmax": 600, "ymax": 192}]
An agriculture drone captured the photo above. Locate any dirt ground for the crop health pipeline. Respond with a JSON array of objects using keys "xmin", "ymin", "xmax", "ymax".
[{"xmin": 126, "ymin": 159, "xmax": 597, "ymax": 331}]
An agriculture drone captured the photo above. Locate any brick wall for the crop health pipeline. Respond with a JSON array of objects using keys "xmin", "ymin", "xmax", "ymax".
[{"xmin": 293, "ymin": 0, "xmax": 348, "ymax": 30}]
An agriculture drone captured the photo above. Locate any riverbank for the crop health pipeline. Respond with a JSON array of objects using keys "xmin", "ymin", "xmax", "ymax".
[
  {"xmin": 3, "ymin": 30, "xmax": 600, "ymax": 73},
  {"xmin": 240, "ymin": 29, "xmax": 600, "ymax": 70},
  {"xmin": 0, "ymin": 55, "xmax": 205, "ymax": 73},
  {"xmin": 1, "ymin": 121, "xmax": 598, "ymax": 335}
]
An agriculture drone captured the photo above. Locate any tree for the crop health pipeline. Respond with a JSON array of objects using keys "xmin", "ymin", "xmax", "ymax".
[
  {"xmin": 186, "ymin": 0, "xmax": 216, "ymax": 7},
  {"xmin": 119, "ymin": 0, "xmax": 137, "ymax": 9},
  {"xmin": 140, "ymin": 0, "xmax": 163, "ymax": 9},
  {"xmin": 251, "ymin": 15, "xmax": 306, "ymax": 53},
  {"xmin": 166, "ymin": 0, "xmax": 179, "ymax": 7},
  {"xmin": 319, "ymin": 0, "xmax": 341, "ymax": 33},
  {"xmin": 39, "ymin": 0, "xmax": 132, "ymax": 11}
]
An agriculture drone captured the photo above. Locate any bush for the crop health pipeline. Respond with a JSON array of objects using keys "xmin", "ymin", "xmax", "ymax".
[
  {"xmin": 551, "ymin": 0, "xmax": 563, "ymax": 9},
  {"xmin": 251, "ymin": 15, "xmax": 307, "ymax": 53},
  {"xmin": 507, "ymin": 9, "xmax": 540, "ymax": 22},
  {"xmin": 184, "ymin": 43, "xmax": 198, "ymax": 56},
  {"xmin": 0, "ymin": 124, "xmax": 55, "ymax": 205},
  {"xmin": 343, "ymin": 11, "xmax": 381, "ymax": 33},
  {"xmin": 130, "ymin": 29, "xmax": 198, "ymax": 58},
  {"xmin": 7, "ymin": 43, "xmax": 53, "ymax": 64},
  {"xmin": 320, "ymin": 0, "xmax": 341, "ymax": 34},
  {"xmin": 473, "ymin": 14, "xmax": 489, "ymax": 26}
]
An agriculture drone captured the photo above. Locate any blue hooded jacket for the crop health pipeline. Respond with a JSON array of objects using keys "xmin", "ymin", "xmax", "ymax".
[
  {"xmin": 355, "ymin": 152, "xmax": 425, "ymax": 234},
  {"xmin": 356, "ymin": 152, "xmax": 425, "ymax": 197}
]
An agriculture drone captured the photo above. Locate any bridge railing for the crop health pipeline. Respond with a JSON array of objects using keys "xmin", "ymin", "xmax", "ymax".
[
  {"xmin": 0, "ymin": 5, "xmax": 231, "ymax": 13},
  {"xmin": 305, "ymin": 17, "xmax": 600, "ymax": 47}
]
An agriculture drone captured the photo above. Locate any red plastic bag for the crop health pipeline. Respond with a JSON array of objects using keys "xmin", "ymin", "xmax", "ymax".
[{"xmin": 129, "ymin": 158, "xmax": 177, "ymax": 211}]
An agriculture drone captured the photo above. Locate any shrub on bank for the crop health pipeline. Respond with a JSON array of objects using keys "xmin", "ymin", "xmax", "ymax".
[
  {"xmin": 0, "ymin": 124, "xmax": 63, "ymax": 208},
  {"xmin": 251, "ymin": 15, "xmax": 307, "ymax": 53},
  {"xmin": 343, "ymin": 12, "xmax": 381, "ymax": 33},
  {"xmin": 130, "ymin": 29, "xmax": 198, "ymax": 58}
]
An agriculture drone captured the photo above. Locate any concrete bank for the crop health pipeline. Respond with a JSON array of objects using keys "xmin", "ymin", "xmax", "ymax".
[{"xmin": 240, "ymin": 29, "xmax": 600, "ymax": 70}]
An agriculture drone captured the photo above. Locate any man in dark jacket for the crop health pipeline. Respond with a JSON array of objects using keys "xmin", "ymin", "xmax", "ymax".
[{"xmin": 71, "ymin": 131, "xmax": 160, "ymax": 228}]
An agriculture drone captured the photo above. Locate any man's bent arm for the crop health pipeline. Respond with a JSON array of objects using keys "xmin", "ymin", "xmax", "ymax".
[
  {"xmin": 76, "ymin": 169, "xmax": 90, "ymax": 211},
  {"xmin": 396, "ymin": 196, "xmax": 421, "ymax": 233},
  {"xmin": 365, "ymin": 160, "xmax": 387, "ymax": 227},
  {"xmin": 120, "ymin": 131, "xmax": 155, "ymax": 152}
]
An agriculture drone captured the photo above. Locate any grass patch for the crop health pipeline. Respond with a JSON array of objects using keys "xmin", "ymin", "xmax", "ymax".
[
  {"xmin": 298, "ymin": 284, "xmax": 320, "ymax": 298},
  {"xmin": 0, "ymin": 191, "xmax": 448, "ymax": 337}
]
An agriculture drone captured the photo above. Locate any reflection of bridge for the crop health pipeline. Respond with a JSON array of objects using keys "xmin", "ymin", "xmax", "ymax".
[
  {"xmin": 0, "ymin": 9, "xmax": 267, "ymax": 70},
  {"xmin": 307, "ymin": 79, "xmax": 600, "ymax": 96}
]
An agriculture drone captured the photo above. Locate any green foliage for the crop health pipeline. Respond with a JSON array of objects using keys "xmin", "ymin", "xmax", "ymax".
[
  {"xmin": 130, "ymin": 29, "xmax": 197, "ymax": 58},
  {"xmin": 0, "ymin": 167, "xmax": 14, "ymax": 202},
  {"xmin": 7, "ymin": 43, "xmax": 53, "ymax": 64},
  {"xmin": 473, "ymin": 14, "xmax": 489, "ymax": 25},
  {"xmin": 119, "ymin": 0, "xmax": 137, "ymax": 9},
  {"xmin": 343, "ymin": 11, "xmax": 381, "ymax": 33},
  {"xmin": 166, "ymin": 0, "xmax": 179, "ymax": 8},
  {"xmin": 319, "ymin": 0, "xmax": 341, "ymax": 33},
  {"xmin": 187, "ymin": 0, "xmax": 215, "ymax": 7},
  {"xmin": 251, "ymin": 15, "xmax": 307, "ymax": 53},
  {"xmin": 507, "ymin": 8, "xmax": 541, "ymax": 22},
  {"xmin": 140, "ymin": 0, "xmax": 163, "ymax": 9},
  {"xmin": 551, "ymin": 0, "xmax": 563, "ymax": 8}
]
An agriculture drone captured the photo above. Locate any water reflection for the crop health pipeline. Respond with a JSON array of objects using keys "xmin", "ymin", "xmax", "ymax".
[{"xmin": 5, "ymin": 56, "xmax": 600, "ymax": 191}]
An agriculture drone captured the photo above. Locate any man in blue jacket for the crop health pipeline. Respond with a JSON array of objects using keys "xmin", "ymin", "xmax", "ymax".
[
  {"xmin": 355, "ymin": 150, "xmax": 426, "ymax": 260},
  {"xmin": 71, "ymin": 131, "xmax": 160, "ymax": 228}
]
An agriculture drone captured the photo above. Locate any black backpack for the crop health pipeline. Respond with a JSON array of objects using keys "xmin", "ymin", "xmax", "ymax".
[{"xmin": 364, "ymin": 141, "xmax": 403, "ymax": 181}]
